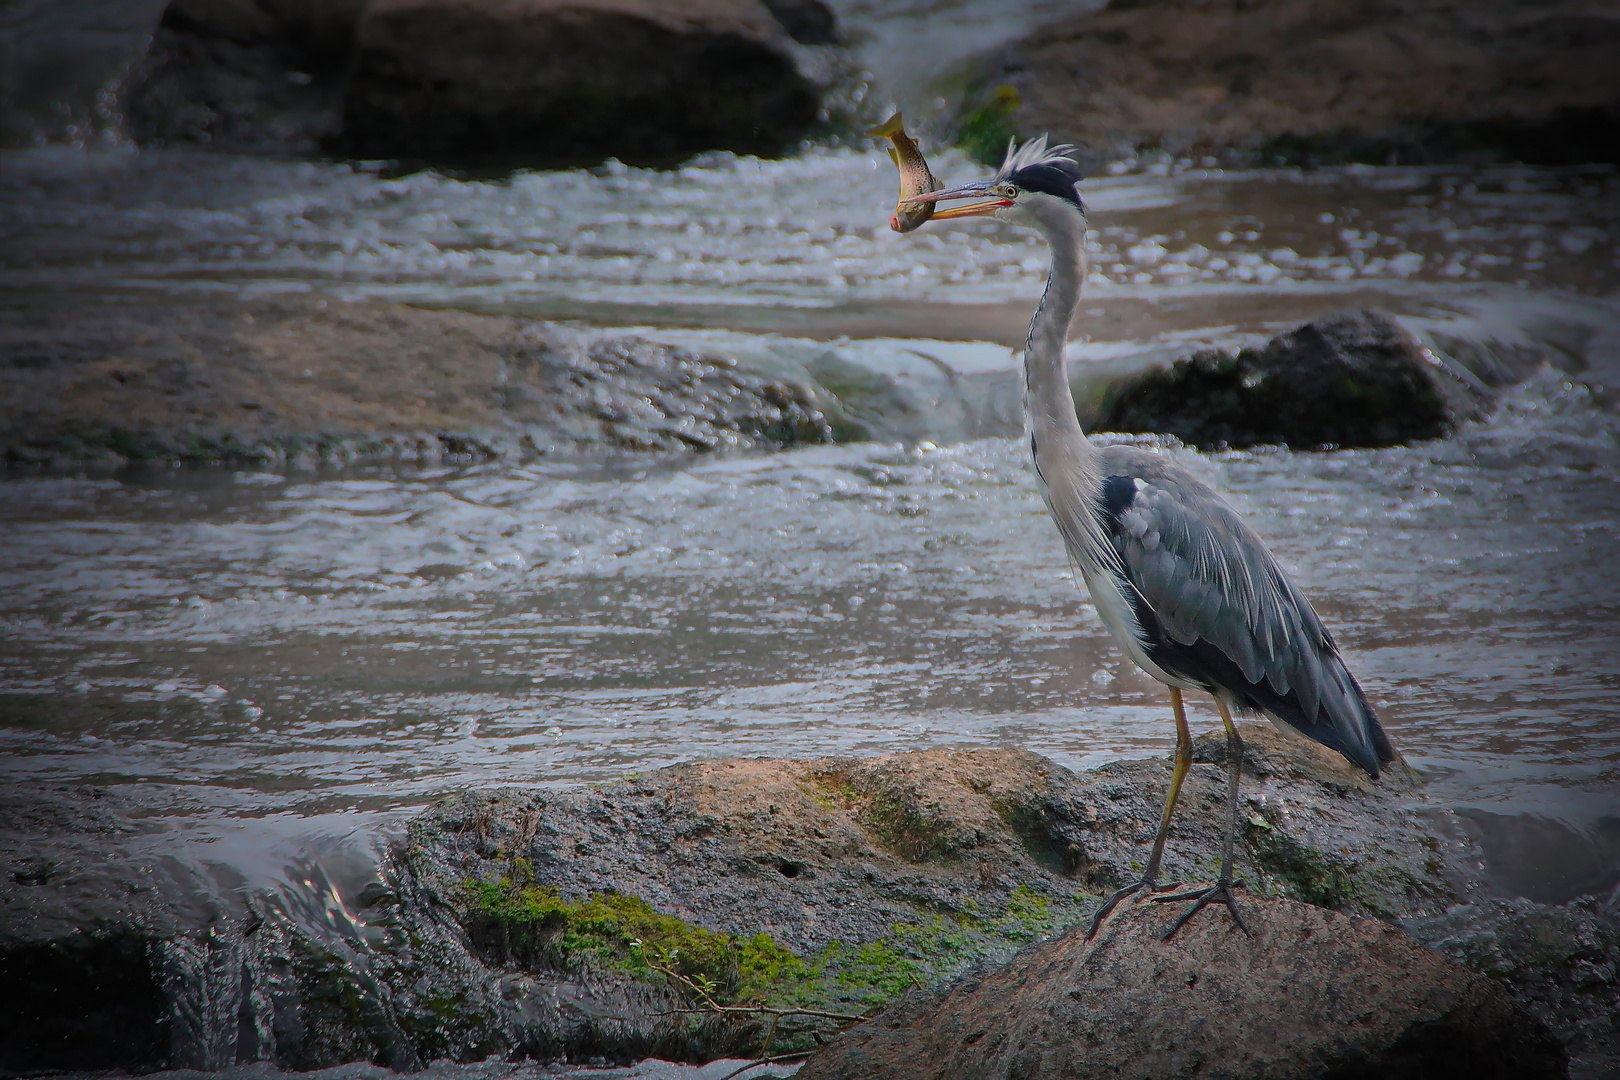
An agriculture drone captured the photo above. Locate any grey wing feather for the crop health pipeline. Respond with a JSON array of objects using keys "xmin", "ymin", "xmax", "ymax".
[{"xmin": 1096, "ymin": 445, "xmax": 1385, "ymax": 773}]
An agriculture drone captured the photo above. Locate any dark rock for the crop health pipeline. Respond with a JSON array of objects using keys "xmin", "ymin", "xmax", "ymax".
[
  {"xmin": 795, "ymin": 893, "xmax": 1568, "ymax": 1080},
  {"xmin": 1406, "ymin": 896, "xmax": 1620, "ymax": 1080},
  {"xmin": 123, "ymin": 0, "xmax": 836, "ymax": 161},
  {"xmin": 0, "ymin": 935, "xmax": 167, "ymax": 1075},
  {"xmin": 1097, "ymin": 309, "xmax": 1463, "ymax": 450},
  {"xmin": 968, "ymin": 0, "xmax": 1620, "ymax": 167},
  {"xmin": 760, "ymin": 0, "xmax": 840, "ymax": 45},
  {"xmin": 0, "ymin": 784, "xmax": 509, "ymax": 1073},
  {"xmin": 339, "ymin": 0, "xmax": 821, "ymax": 164},
  {"xmin": 125, "ymin": 0, "xmax": 364, "ymax": 154}
]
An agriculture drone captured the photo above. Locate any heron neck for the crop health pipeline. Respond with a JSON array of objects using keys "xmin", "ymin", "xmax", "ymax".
[{"xmin": 1023, "ymin": 204, "xmax": 1095, "ymax": 467}]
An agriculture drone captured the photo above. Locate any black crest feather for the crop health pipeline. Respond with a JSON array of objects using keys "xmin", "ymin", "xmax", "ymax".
[{"xmin": 997, "ymin": 135, "xmax": 1085, "ymax": 212}]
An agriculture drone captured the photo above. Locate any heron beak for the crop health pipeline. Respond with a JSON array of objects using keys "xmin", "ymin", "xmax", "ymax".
[{"xmin": 903, "ymin": 181, "xmax": 1011, "ymax": 220}]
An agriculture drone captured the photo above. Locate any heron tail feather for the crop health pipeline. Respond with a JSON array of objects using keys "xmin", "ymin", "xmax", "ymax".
[{"xmin": 1298, "ymin": 656, "xmax": 1395, "ymax": 778}]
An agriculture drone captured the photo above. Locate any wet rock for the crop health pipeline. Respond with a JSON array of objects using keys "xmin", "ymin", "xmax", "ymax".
[
  {"xmin": 0, "ymin": 299, "xmax": 862, "ymax": 469},
  {"xmin": 339, "ymin": 0, "xmax": 822, "ymax": 163},
  {"xmin": 524, "ymin": 332, "xmax": 849, "ymax": 452},
  {"xmin": 967, "ymin": 0, "xmax": 1620, "ymax": 167},
  {"xmin": 8, "ymin": 731, "xmax": 1610, "ymax": 1074},
  {"xmin": 760, "ymin": 0, "xmax": 840, "ymax": 46},
  {"xmin": 1406, "ymin": 896, "xmax": 1620, "ymax": 1080},
  {"xmin": 125, "ymin": 0, "xmax": 364, "ymax": 154},
  {"xmin": 0, "ymin": 727, "xmax": 1474, "ymax": 1071},
  {"xmin": 1097, "ymin": 309, "xmax": 1465, "ymax": 450},
  {"xmin": 398, "ymin": 725, "xmax": 1475, "ymax": 1062},
  {"xmin": 0, "ymin": 784, "xmax": 511, "ymax": 1073},
  {"xmin": 0, "ymin": 787, "xmax": 185, "ymax": 1075},
  {"xmin": 794, "ymin": 893, "xmax": 1568, "ymax": 1080}
]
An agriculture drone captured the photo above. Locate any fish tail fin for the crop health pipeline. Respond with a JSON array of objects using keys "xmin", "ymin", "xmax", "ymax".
[
  {"xmin": 887, "ymin": 146, "xmax": 899, "ymax": 167},
  {"xmin": 864, "ymin": 111, "xmax": 905, "ymax": 139}
]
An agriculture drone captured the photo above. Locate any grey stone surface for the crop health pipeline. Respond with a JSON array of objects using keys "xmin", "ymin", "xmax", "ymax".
[
  {"xmin": 1407, "ymin": 895, "xmax": 1620, "ymax": 1080},
  {"xmin": 0, "ymin": 299, "xmax": 857, "ymax": 468},
  {"xmin": 794, "ymin": 893, "xmax": 1568, "ymax": 1080}
]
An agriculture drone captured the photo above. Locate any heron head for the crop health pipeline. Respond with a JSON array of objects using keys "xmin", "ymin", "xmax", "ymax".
[{"xmin": 904, "ymin": 135, "xmax": 1085, "ymax": 227}]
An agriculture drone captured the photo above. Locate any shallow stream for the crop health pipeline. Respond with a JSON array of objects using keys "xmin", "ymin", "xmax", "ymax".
[{"xmin": 3, "ymin": 97, "xmax": 1620, "ymax": 923}]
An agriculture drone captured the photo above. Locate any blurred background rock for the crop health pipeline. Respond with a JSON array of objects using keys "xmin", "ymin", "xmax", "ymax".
[
  {"xmin": 3, "ymin": 0, "xmax": 846, "ymax": 164},
  {"xmin": 956, "ymin": 0, "xmax": 1620, "ymax": 171},
  {"xmin": 6, "ymin": 0, "xmax": 1616, "ymax": 169}
]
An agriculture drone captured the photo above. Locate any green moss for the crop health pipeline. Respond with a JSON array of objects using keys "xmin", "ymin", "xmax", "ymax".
[
  {"xmin": 1004, "ymin": 884, "xmax": 1052, "ymax": 936},
  {"xmin": 861, "ymin": 793, "xmax": 954, "ymax": 862},
  {"xmin": 462, "ymin": 878, "xmax": 1093, "ymax": 1027},
  {"xmin": 464, "ymin": 881, "xmax": 813, "ymax": 1007},
  {"xmin": 1242, "ymin": 818, "xmax": 1448, "ymax": 920},
  {"xmin": 955, "ymin": 85, "xmax": 1023, "ymax": 166},
  {"xmin": 798, "ymin": 781, "xmax": 840, "ymax": 812},
  {"xmin": 1247, "ymin": 828, "xmax": 1383, "ymax": 916}
]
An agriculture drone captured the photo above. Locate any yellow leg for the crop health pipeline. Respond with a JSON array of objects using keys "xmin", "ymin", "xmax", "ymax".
[
  {"xmin": 1153, "ymin": 695, "xmax": 1251, "ymax": 938},
  {"xmin": 1143, "ymin": 687, "xmax": 1193, "ymax": 883},
  {"xmin": 1084, "ymin": 685, "xmax": 1193, "ymax": 940}
]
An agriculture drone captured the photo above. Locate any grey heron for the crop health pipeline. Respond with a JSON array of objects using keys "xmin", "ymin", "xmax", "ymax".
[{"xmin": 903, "ymin": 138, "xmax": 1396, "ymax": 939}]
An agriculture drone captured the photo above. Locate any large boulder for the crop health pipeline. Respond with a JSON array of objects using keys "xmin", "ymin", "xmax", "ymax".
[
  {"xmin": 795, "ymin": 893, "xmax": 1568, "ymax": 1080},
  {"xmin": 964, "ymin": 0, "xmax": 1620, "ymax": 167},
  {"xmin": 125, "ymin": 0, "xmax": 365, "ymax": 153},
  {"xmin": 123, "ymin": 0, "xmax": 835, "ymax": 160},
  {"xmin": 0, "ymin": 298, "xmax": 857, "ymax": 468},
  {"xmin": 1, "ymin": 727, "xmax": 1484, "ymax": 1070},
  {"xmin": 4, "ymin": 735, "xmax": 1614, "ymax": 1073},
  {"xmin": 339, "ymin": 0, "xmax": 821, "ymax": 162},
  {"xmin": 1096, "ymin": 309, "xmax": 1464, "ymax": 450}
]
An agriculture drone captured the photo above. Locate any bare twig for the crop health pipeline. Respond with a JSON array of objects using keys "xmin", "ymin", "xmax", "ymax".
[
  {"xmin": 714, "ymin": 1050, "xmax": 815, "ymax": 1080},
  {"xmin": 642, "ymin": 954, "xmax": 867, "ymax": 1023},
  {"xmin": 759, "ymin": 1012, "xmax": 778, "ymax": 1059},
  {"xmin": 650, "ymin": 1004, "xmax": 867, "ymax": 1023}
]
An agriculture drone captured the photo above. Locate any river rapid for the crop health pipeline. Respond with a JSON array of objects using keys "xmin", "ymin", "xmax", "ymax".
[{"xmin": 3, "ymin": 127, "xmax": 1620, "ymax": 918}]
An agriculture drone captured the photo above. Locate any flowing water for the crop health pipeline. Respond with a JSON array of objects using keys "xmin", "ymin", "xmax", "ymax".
[{"xmin": 2, "ymin": 3, "xmax": 1620, "ymax": 934}]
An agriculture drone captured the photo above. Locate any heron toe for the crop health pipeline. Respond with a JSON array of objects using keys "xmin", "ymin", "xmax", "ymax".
[
  {"xmin": 1084, "ymin": 877, "xmax": 1185, "ymax": 940},
  {"xmin": 1154, "ymin": 880, "xmax": 1251, "ymax": 940}
]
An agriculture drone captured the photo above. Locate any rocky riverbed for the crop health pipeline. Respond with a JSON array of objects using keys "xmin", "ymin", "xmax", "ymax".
[
  {"xmin": 959, "ymin": 0, "xmax": 1620, "ymax": 169},
  {"xmin": 0, "ymin": 297, "xmax": 1484, "ymax": 469},
  {"xmin": 5, "ymin": 725, "xmax": 1616, "ymax": 1077},
  {"xmin": 0, "ymin": 298, "xmax": 857, "ymax": 467}
]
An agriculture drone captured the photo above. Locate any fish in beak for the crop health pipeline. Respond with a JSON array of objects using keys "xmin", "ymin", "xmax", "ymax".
[
  {"xmin": 902, "ymin": 180, "xmax": 1012, "ymax": 220},
  {"xmin": 865, "ymin": 112, "xmax": 941, "ymax": 233}
]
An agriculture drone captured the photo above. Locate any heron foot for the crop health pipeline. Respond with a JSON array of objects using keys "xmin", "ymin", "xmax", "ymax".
[
  {"xmin": 1084, "ymin": 877, "xmax": 1181, "ymax": 941},
  {"xmin": 1153, "ymin": 880, "xmax": 1251, "ymax": 940}
]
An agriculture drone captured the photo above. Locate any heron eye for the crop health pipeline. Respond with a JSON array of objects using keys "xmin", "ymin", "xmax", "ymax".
[{"xmin": 1001, "ymin": 184, "xmax": 1019, "ymax": 198}]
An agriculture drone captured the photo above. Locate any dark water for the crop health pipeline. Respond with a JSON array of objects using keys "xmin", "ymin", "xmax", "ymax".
[{"xmin": 2, "ymin": 375, "xmax": 1618, "ymax": 901}]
